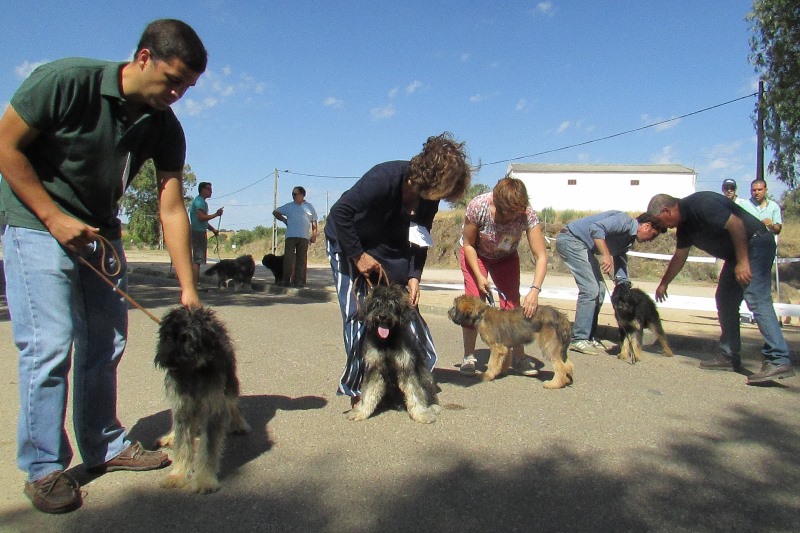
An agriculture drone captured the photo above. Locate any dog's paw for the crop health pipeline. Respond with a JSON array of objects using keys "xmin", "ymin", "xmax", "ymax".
[
  {"xmin": 228, "ymin": 418, "xmax": 251, "ymax": 435},
  {"xmin": 347, "ymin": 409, "xmax": 369, "ymax": 421},
  {"xmin": 190, "ymin": 476, "xmax": 221, "ymax": 494},
  {"xmin": 409, "ymin": 408, "xmax": 438, "ymax": 424},
  {"xmin": 160, "ymin": 472, "xmax": 188, "ymax": 489},
  {"xmin": 430, "ymin": 403, "xmax": 443, "ymax": 415},
  {"xmin": 156, "ymin": 432, "xmax": 175, "ymax": 448},
  {"xmin": 543, "ymin": 375, "xmax": 572, "ymax": 389}
]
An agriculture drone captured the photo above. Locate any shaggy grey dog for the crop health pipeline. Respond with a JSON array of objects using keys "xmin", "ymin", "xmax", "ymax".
[
  {"xmin": 349, "ymin": 284, "xmax": 441, "ymax": 424},
  {"xmin": 155, "ymin": 307, "xmax": 251, "ymax": 493}
]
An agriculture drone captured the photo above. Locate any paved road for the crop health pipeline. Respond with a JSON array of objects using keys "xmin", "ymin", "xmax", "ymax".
[{"xmin": 0, "ymin": 263, "xmax": 799, "ymax": 532}]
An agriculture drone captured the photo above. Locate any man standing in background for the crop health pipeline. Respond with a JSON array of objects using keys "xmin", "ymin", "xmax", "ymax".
[
  {"xmin": 190, "ymin": 181, "xmax": 223, "ymax": 288},
  {"xmin": 721, "ymin": 178, "xmax": 739, "ymax": 202},
  {"xmin": 273, "ymin": 186, "xmax": 318, "ymax": 287},
  {"xmin": 739, "ymin": 179, "xmax": 782, "ymax": 236}
]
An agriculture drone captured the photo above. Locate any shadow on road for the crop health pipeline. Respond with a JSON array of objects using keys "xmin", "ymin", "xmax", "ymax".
[{"xmin": 3, "ymin": 404, "xmax": 796, "ymax": 531}]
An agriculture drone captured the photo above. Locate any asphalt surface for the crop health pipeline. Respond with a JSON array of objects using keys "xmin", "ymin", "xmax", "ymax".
[{"xmin": 1, "ymin": 260, "xmax": 799, "ymax": 532}]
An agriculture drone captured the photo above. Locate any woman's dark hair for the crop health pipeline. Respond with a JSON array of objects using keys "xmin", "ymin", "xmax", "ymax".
[
  {"xmin": 408, "ymin": 132, "xmax": 471, "ymax": 202},
  {"xmin": 136, "ymin": 19, "xmax": 208, "ymax": 73}
]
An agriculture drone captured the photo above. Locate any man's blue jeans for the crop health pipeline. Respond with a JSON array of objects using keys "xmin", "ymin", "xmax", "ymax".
[
  {"xmin": 556, "ymin": 231, "xmax": 606, "ymax": 342},
  {"xmin": 2, "ymin": 226, "xmax": 131, "ymax": 481},
  {"xmin": 717, "ymin": 231, "xmax": 790, "ymax": 366}
]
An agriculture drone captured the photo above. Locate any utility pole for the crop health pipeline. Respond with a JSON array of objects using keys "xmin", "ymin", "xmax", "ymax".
[
  {"xmin": 272, "ymin": 168, "xmax": 279, "ymax": 254},
  {"xmin": 757, "ymin": 79, "xmax": 765, "ymax": 181}
]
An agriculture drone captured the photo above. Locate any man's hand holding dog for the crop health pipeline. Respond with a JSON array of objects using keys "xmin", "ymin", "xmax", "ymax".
[{"xmin": 655, "ymin": 283, "xmax": 668, "ymax": 303}]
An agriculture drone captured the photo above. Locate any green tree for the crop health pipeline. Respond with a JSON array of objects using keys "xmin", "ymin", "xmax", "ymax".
[
  {"xmin": 121, "ymin": 160, "xmax": 197, "ymax": 246},
  {"xmin": 447, "ymin": 183, "xmax": 491, "ymax": 209},
  {"xmin": 748, "ymin": 0, "xmax": 800, "ymax": 187}
]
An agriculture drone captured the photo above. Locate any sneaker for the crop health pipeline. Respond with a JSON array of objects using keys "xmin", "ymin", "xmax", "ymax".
[
  {"xmin": 569, "ymin": 340, "xmax": 599, "ymax": 355},
  {"xmin": 86, "ymin": 441, "xmax": 171, "ymax": 474},
  {"xmin": 699, "ymin": 354, "xmax": 740, "ymax": 372},
  {"xmin": 24, "ymin": 471, "xmax": 82, "ymax": 514},
  {"xmin": 747, "ymin": 362, "xmax": 796, "ymax": 384},
  {"xmin": 589, "ymin": 338, "xmax": 607, "ymax": 351},
  {"xmin": 459, "ymin": 355, "xmax": 478, "ymax": 376},
  {"xmin": 512, "ymin": 356, "xmax": 539, "ymax": 377}
]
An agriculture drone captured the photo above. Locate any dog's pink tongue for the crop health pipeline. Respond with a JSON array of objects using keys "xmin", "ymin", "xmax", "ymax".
[{"xmin": 378, "ymin": 326, "xmax": 390, "ymax": 339}]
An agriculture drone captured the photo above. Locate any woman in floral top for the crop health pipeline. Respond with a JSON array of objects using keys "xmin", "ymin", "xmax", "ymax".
[{"xmin": 458, "ymin": 176, "xmax": 548, "ymax": 376}]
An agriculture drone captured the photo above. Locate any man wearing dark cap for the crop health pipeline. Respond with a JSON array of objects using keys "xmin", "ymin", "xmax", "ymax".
[{"xmin": 721, "ymin": 179, "xmax": 738, "ymax": 202}]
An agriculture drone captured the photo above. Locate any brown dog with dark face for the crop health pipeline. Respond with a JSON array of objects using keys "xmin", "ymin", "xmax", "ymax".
[{"xmin": 448, "ymin": 295, "xmax": 574, "ymax": 389}]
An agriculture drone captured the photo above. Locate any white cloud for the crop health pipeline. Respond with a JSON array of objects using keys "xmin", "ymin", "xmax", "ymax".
[
  {"xmin": 557, "ymin": 121, "xmax": 570, "ymax": 134},
  {"xmin": 652, "ymin": 145, "xmax": 677, "ymax": 164},
  {"xmin": 515, "ymin": 99, "xmax": 528, "ymax": 112},
  {"xmin": 388, "ymin": 87, "xmax": 399, "ymax": 98},
  {"xmin": 15, "ymin": 60, "xmax": 48, "ymax": 79},
  {"xmin": 531, "ymin": 2, "xmax": 554, "ymax": 16},
  {"xmin": 406, "ymin": 80, "xmax": 423, "ymax": 94},
  {"xmin": 177, "ymin": 97, "xmax": 218, "ymax": 116},
  {"xmin": 470, "ymin": 93, "xmax": 489, "ymax": 103},
  {"xmin": 323, "ymin": 96, "xmax": 343, "ymax": 108},
  {"xmin": 370, "ymin": 104, "xmax": 396, "ymax": 120},
  {"xmin": 641, "ymin": 113, "xmax": 681, "ymax": 132},
  {"xmin": 704, "ymin": 140, "xmax": 744, "ymax": 171},
  {"xmin": 460, "ymin": 53, "xmax": 470, "ymax": 62}
]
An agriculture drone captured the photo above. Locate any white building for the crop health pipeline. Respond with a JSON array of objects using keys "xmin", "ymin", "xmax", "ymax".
[{"xmin": 507, "ymin": 163, "xmax": 696, "ymax": 212}]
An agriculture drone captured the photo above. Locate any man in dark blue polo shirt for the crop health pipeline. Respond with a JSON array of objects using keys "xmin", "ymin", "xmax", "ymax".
[
  {"xmin": 648, "ymin": 192, "xmax": 793, "ymax": 384},
  {"xmin": 0, "ymin": 19, "xmax": 207, "ymax": 514}
]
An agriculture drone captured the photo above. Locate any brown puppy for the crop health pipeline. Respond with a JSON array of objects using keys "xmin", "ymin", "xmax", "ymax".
[{"xmin": 448, "ymin": 295, "xmax": 574, "ymax": 389}]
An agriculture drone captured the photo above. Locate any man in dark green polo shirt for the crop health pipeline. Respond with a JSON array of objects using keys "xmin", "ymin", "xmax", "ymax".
[{"xmin": 0, "ymin": 19, "xmax": 207, "ymax": 514}]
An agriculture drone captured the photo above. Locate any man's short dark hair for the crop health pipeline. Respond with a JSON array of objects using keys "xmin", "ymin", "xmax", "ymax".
[
  {"xmin": 636, "ymin": 212, "xmax": 665, "ymax": 234},
  {"xmin": 293, "ymin": 186, "xmax": 306, "ymax": 196},
  {"xmin": 136, "ymin": 19, "xmax": 208, "ymax": 73},
  {"xmin": 199, "ymin": 182, "xmax": 211, "ymax": 192}
]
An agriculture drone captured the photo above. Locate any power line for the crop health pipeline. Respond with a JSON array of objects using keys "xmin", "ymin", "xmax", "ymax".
[
  {"xmin": 285, "ymin": 170, "xmax": 361, "ymax": 179},
  {"xmin": 214, "ymin": 92, "xmax": 759, "ymax": 191},
  {"xmin": 213, "ymin": 173, "xmax": 274, "ymax": 199},
  {"xmin": 483, "ymin": 93, "xmax": 758, "ymax": 166}
]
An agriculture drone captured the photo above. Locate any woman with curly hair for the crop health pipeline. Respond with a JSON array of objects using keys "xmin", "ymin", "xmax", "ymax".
[
  {"xmin": 325, "ymin": 132, "xmax": 471, "ymax": 402},
  {"xmin": 458, "ymin": 176, "xmax": 548, "ymax": 376}
]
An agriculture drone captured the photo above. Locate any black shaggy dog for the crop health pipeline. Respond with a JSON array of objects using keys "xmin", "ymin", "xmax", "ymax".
[
  {"xmin": 610, "ymin": 282, "xmax": 674, "ymax": 363},
  {"xmin": 261, "ymin": 253, "xmax": 284, "ymax": 283},
  {"xmin": 205, "ymin": 254, "xmax": 255, "ymax": 291},
  {"xmin": 155, "ymin": 307, "xmax": 251, "ymax": 493},
  {"xmin": 349, "ymin": 284, "xmax": 441, "ymax": 424}
]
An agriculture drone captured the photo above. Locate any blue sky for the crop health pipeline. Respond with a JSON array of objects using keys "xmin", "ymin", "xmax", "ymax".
[{"xmin": 0, "ymin": 1, "xmax": 770, "ymax": 230}]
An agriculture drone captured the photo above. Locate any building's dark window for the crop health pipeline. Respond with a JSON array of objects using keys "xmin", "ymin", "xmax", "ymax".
[
  {"xmin": 568, "ymin": 179, "xmax": 577, "ymax": 185},
  {"xmin": 631, "ymin": 179, "xmax": 640, "ymax": 186}
]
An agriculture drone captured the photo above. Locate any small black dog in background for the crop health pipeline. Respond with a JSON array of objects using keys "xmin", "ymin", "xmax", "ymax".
[
  {"xmin": 261, "ymin": 253, "xmax": 284, "ymax": 283},
  {"xmin": 205, "ymin": 254, "xmax": 255, "ymax": 290},
  {"xmin": 610, "ymin": 282, "xmax": 674, "ymax": 363},
  {"xmin": 155, "ymin": 306, "xmax": 250, "ymax": 493}
]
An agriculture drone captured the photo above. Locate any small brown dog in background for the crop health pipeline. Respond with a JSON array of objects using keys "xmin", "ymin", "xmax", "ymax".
[{"xmin": 448, "ymin": 295, "xmax": 574, "ymax": 389}]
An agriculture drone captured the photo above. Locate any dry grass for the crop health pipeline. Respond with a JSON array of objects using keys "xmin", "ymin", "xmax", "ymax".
[{"xmin": 226, "ymin": 211, "xmax": 800, "ymax": 288}]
